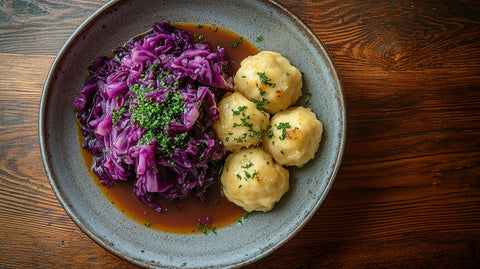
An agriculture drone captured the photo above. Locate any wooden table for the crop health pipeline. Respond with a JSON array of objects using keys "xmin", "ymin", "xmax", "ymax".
[{"xmin": 1, "ymin": 0, "xmax": 479, "ymax": 268}]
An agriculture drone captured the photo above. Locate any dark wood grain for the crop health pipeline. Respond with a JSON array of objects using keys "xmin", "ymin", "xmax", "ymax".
[{"xmin": 1, "ymin": 0, "xmax": 479, "ymax": 268}]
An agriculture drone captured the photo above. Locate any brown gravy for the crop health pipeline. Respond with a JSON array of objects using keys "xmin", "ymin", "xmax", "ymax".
[{"xmin": 80, "ymin": 23, "xmax": 259, "ymax": 234}]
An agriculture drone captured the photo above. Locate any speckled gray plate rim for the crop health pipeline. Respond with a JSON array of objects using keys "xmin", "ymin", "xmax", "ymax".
[{"xmin": 39, "ymin": 0, "xmax": 346, "ymax": 268}]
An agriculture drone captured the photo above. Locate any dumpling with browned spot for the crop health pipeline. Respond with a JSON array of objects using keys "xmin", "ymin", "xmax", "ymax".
[
  {"xmin": 263, "ymin": 106, "xmax": 323, "ymax": 167},
  {"xmin": 220, "ymin": 147, "xmax": 289, "ymax": 212},
  {"xmin": 234, "ymin": 51, "xmax": 302, "ymax": 114}
]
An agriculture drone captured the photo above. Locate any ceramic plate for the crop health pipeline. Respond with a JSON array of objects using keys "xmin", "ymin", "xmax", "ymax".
[{"xmin": 40, "ymin": 0, "xmax": 346, "ymax": 267}]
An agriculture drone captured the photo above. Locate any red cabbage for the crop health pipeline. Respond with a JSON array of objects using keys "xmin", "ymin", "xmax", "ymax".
[{"xmin": 74, "ymin": 21, "xmax": 230, "ymax": 210}]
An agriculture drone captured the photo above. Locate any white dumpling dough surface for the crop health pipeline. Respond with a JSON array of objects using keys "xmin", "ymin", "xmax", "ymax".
[
  {"xmin": 234, "ymin": 51, "xmax": 302, "ymax": 114},
  {"xmin": 213, "ymin": 92, "xmax": 270, "ymax": 152},
  {"xmin": 263, "ymin": 106, "xmax": 323, "ymax": 167},
  {"xmin": 221, "ymin": 147, "xmax": 289, "ymax": 212}
]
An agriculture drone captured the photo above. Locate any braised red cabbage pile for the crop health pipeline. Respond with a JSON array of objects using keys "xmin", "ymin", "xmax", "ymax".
[{"xmin": 74, "ymin": 21, "xmax": 232, "ymax": 211}]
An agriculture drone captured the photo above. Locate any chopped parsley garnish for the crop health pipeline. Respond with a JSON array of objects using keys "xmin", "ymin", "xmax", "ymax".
[
  {"xmin": 266, "ymin": 125, "xmax": 274, "ymax": 139},
  {"xmin": 129, "ymin": 79, "xmax": 187, "ymax": 152},
  {"xmin": 234, "ymin": 162, "xmax": 259, "ymax": 182},
  {"xmin": 304, "ymin": 90, "xmax": 312, "ymax": 105},
  {"xmin": 230, "ymin": 105, "xmax": 266, "ymax": 144},
  {"xmin": 276, "ymin": 122, "xmax": 291, "ymax": 140},
  {"xmin": 251, "ymin": 97, "xmax": 268, "ymax": 110},
  {"xmin": 257, "ymin": 72, "xmax": 276, "ymax": 87},
  {"xmin": 232, "ymin": 105, "xmax": 248, "ymax": 116},
  {"xmin": 111, "ymin": 106, "xmax": 127, "ymax": 125},
  {"xmin": 241, "ymin": 162, "xmax": 254, "ymax": 169},
  {"xmin": 237, "ymin": 211, "xmax": 252, "ymax": 224},
  {"xmin": 156, "ymin": 71, "xmax": 178, "ymax": 90},
  {"xmin": 231, "ymin": 37, "xmax": 243, "ymax": 48},
  {"xmin": 233, "ymin": 116, "xmax": 253, "ymax": 128},
  {"xmin": 197, "ymin": 222, "xmax": 217, "ymax": 235},
  {"xmin": 256, "ymin": 35, "xmax": 264, "ymax": 42},
  {"xmin": 256, "ymin": 84, "xmax": 266, "ymax": 95},
  {"xmin": 233, "ymin": 132, "xmax": 248, "ymax": 143}
]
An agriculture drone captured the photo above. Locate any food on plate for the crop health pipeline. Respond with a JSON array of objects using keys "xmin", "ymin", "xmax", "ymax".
[
  {"xmin": 74, "ymin": 21, "xmax": 232, "ymax": 211},
  {"xmin": 263, "ymin": 106, "xmax": 323, "ymax": 167},
  {"xmin": 233, "ymin": 51, "xmax": 302, "ymax": 114},
  {"xmin": 213, "ymin": 91, "xmax": 270, "ymax": 152},
  {"xmin": 219, "ymin": 51, "xmax": 324, "ymax": 211},
  {"xmin": 74, "ymin": 19, "xmax": 323, "ymax": 229},
  {"xmin": 220, "ymin": 147, "xmax": 289, "ymax": 212}
]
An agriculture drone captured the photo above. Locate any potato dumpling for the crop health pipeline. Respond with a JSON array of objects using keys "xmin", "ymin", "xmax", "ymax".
[
  {"xmin": 213, "ymin": 92, "xmax": 270, "ymax": 152},
  {"xmin": 263, "ymin": 106, "xmax": 323, "ymax": 167},
  {"xmin": 221, "ymin": 147, "xmax": 289, "ymax": 212},
  {"xmin": 234, "ymin": 51, "xmax": 302, "ymax": 114}
]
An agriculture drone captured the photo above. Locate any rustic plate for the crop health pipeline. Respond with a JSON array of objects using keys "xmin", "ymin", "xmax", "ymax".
[{"xmin": 39, "ymin": 0, "xmax": 345, "ymax": 268}]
